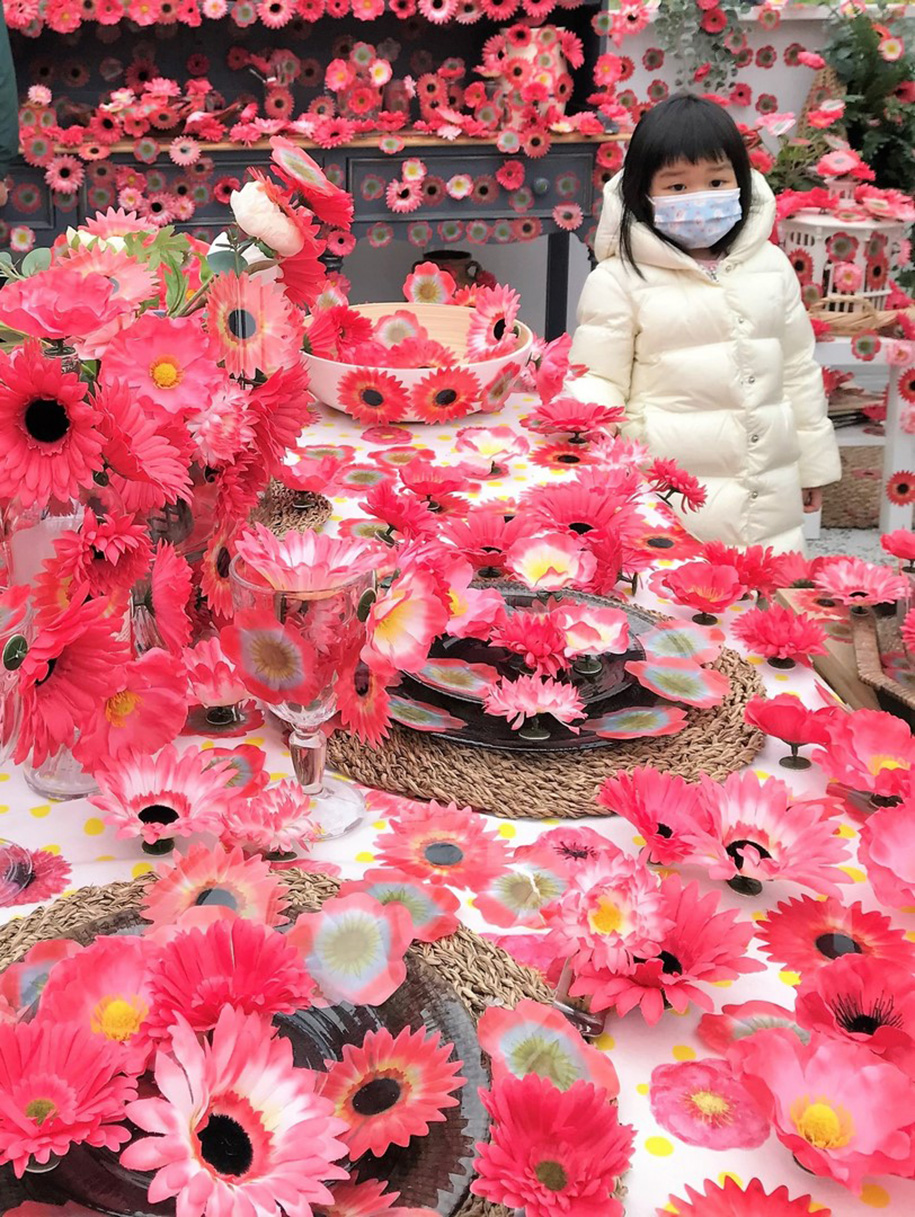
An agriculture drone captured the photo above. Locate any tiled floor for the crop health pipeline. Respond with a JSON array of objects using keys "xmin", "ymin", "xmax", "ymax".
[{"xmin": 810, "ymin": 527, "xmax": 886, "ymax": 563}]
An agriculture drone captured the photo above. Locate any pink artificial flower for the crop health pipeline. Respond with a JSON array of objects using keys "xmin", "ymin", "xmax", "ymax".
[
  {"xmin": 0, "ymin": 264, "xmax": 131, "ymax": 344},
  {"xmin": 598, "ymin": 766, "xmax": 707, "ymax": 865},
  {"xmin": 483, "ymin": 674, "xmax": 586, "ymax": 733},
  {"xmin": 362, "ymin": 568, "xmax": 449, "ymax": 673},
  {"xmin": 505, "ymin": 531, "xmax": 596, "ymax": 591},
  {"xmin": 102, "ymin": 313, "xmax": 218, "ymax": 418},
  {"xmin": 661, "ymin": 561, "xmax": 746, "ymax": 620},
  {"xmin": 731, "ymin": 1029, "xmax": 915, "ymax": 1190},
  {"xmin": 686, "ymin": 771, "xmax": 851, "ymax": 898},
  {"xmin": 235, "ymin": 523, "xmax": 383, "ymax": 593},
  {"xmin": 74, "ymin": 648, "xmax": 188, "ymax": 767},
  {"xmin": 221, "ymin": 778, "xmax": 321, "ymax": 856},
  {"xmin": 859, "ymin": 797, "xmax": 915, "ymax": 909},
  {"xmin": 881, "ymin": 528, "xmax": 915, "ymax": 564},
  {"xmin": 649, "ymin": 1057, "xmax": 770, "ymax": 1149},
  {"xmin": 811, "ymin": 708, "xmax": 914, "ymax": 800},
  {"xmin": 489, "ymin": 609, "xmax": 568, "ymax": 677},
  {"xmin": 403, "ymin": 260, "xmax": 456, "ymax": 304},
  {"xmin": 731, "ymin": 603, "xmax": 828, "ymax": 662}
]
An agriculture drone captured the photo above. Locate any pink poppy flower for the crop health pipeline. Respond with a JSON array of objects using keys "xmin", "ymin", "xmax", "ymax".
[
  {"xmin": 362, "ymin": 568, "xmax": 449, "ymax": 673},
  {"xmin": 649, "ymin": 1057, "xmax": 770, "ymax": 1149},
  {"xmin": 731, "ymin": 1029, "xmax": 915, "ymax": 1189},
  {"xmin": 859, "ymin": 797, "xmax": 915, "ymax": 909},
  {"xmin": 811, "ymin": 708, "xmax": 914, "ymax": 800},
  {"xmin": 661, "ymin": 561, "xmax": 746, "ymax": 622},
  {"xmin": 102, "ymin": 313, "xmax": 218, "ymax": 418},
  {"xmin": 0, "ymin": 264, "xmax": 130, "ymax": 344},
  {"xmin": 505, "ymin": 531, "xmax": 596, "ymax": 591},
  {"xmin": 697, "ymin": 999, "xmax": 804, "ymax": 1056},
  {"xmin": 288, "ymin": 892, "xmax": 412, "ymax": 1007}
]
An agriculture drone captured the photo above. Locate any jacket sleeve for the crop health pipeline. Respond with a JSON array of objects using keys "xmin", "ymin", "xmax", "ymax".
[
  {"xmin": 781, "ymin": 261, "xmax": 841, "ymax": 489},
  {"xmin": 566, "ymin": 262, "xmax": 636, "ymax": 413},
  {"xmin": 0, "ymin": 6, "xmax": 18, "ymax": 179}
]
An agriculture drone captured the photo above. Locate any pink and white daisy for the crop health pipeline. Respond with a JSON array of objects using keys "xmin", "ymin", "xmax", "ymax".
[
  {"xmin": 184, "ymin": 637, "xmax": 248, "ymax": 708},
  {"xmin": 221, "ymin": 778, "xmax": 322, "ymax": 856},
  {"xmin": 814, "ymin": 556, "xmax": 909, "ymax": 607},
  {"xmin": 235, "ymin": 523, "xmax": 383, "ymax": 593},
  {"xmin": 598, "ymin": 766, "xmax": 708, "ymax": 865},
  {"xmin": 141, "ymin": 842, "xmax": 289, "ymax": 931},
  {"xmin": 484, "ymin": 674, "xmax": 586, "ymax": 732},
  {"xmin": 122, "ymin": 1006, "xmax": 348, "ymax": 1215},
  {"xmin": 89, "ymin": 745, "xmax": 238, "ymax": 847}
]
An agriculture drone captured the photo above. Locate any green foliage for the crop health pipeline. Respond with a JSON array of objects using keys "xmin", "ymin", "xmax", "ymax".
[
  {"xmin": 652, "ymin": 0, "xmax": 745, "ymax": 92},
  {"xmin": 765, "ymin": 135, "xmax": 830, "ymax": 196},
  {"xmin": 823, "ymin": 3, "xmax": 915, "ymax": 196}
]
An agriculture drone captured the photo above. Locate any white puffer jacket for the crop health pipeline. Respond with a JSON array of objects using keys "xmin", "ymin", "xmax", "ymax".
[{"xmin": 569, "ymin": 171, "xmax": 841, "ymax": 553}]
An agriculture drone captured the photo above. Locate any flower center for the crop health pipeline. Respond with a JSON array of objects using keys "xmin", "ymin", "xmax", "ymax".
[
  {"xmin": 105, "ymin": 689, "xmax": 141, "ymax": 726},
  {"xmin": 227, "ymin": 308, "xmax": 257, "ymax": 341},
  {"xmin": 534, "ymin": 1160, "xmax": 568, "ymax": 1191},
  {"xmin": 25, "ymin": 1097, "xmax": 58, "ymax": 1124},
  {"xmin": 351, "ymin": 1075, "xmax": 402, "ymax": 1115},
  {"xmin": 197, "ymin": 1112, "xmax": 254, "ymax": 1177},
  {"xmin": 149, "ymin": 356, "xmax": 183, "ymax": 390},
  {"xmin": 417, "ymin": 281, "xmax": 441, "ymax": 302},
  {"xmin": 25, "ymin": 398, "xmax": 70, "ymax": 444},
  {"xmin": 91, "ymin": 995, "xmax": 147, "ymax": 1041},
  {"xmin": 250, "ymin": 635, "xmax": 298, "ymax": 682},
  {"xmin": 725, "ymin": 838, "xmax": 772, "ymax": 870},
  {"xmin": 866, "ymin": 755, "xmax": 908, "ymax": 775},
  {"xmin": 423, "ymin": 841, "xmax": 464, "ymax": 866},
  {"xmin": 689, "ymin": 1089, "xmax": 731, "ymax": 1123},
  {"xmin": 434, "ymin": 389, "xmax": 458, "ymax": 407},
  {"xmin": 792, "ymin": 1099, "xmax": 852, "ymax": 1149},
  {"xmin": 815, "ymin": 932, "xmax": 862, "ymax": 960},
  {"xmin": 138, "ymin": 803, "xmax": 179, "ymax": 826},
  {"xmin": 194, "ymin": 886, "xmax": 239, "ymax": 909},
  {"xmin": 589, "ymin": 895, "xmax": 623, "ymax": 935}
]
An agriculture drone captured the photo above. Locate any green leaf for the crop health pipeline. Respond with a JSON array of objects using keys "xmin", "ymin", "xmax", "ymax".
[
  {"xmin": 206, "ymin": 249, "xmax": 239, "ymax": 276},
  {"xmin": 20, "ymin": 247, "xmax": 52, "ymax": 277}
]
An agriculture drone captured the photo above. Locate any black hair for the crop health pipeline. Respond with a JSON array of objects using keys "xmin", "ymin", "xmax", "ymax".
[{"xmin": 619, "ymin": 93, "xmax": 753, "ymax": 273}]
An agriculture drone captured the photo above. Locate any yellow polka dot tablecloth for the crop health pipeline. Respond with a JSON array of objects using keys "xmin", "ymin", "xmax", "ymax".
[{"xmin": 2, "ymin": 394, "xmax": 915, "ymax": 1216}]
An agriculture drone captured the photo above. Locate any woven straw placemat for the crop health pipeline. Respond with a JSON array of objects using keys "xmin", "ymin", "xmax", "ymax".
[
  {"xmin": 329, "ymin": 646, "xmax": 764, "ymax": 819},
  {"xmin": 0, "ymin": 871, "xmax": 559, "ymax": 1217},
  {"xmin": 248, "ymin": 482, "xmax": 332, "ymax": 537}
]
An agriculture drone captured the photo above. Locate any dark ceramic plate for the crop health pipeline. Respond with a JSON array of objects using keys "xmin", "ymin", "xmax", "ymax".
[
  {"xmin": 0, "ymin": 911, "xmax": 488, "ymax": 1217},
  {"xmin": 391, "ymin": 594, "xmax": 664, "ymax": 753}
]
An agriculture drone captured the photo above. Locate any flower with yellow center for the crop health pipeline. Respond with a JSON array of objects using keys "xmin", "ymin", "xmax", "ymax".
[
  {"xmin": 149, "ymin": 355, "xmax": 183, "ymax": 391},
  {"xmin": 91, "ymin": 994, "xmax": 148, "ymax": 1042},
  {"xmin": 588, "ymin": 894, "xmax": 626, "ymax": 936},
  {"xmin": 105, "ymin": 689, "xmax": 142, "ymax": 728},
  {"xmin": 790, "ymin": 1096, "xmax": 854, "ymax": 1149},
  {"xmin": 689, "ymin": 1089, "xmax": 731, "ymax": 1125},
  {"xmin": 866, "ymin": 754, "xmax": 909, "ymax": 776}
]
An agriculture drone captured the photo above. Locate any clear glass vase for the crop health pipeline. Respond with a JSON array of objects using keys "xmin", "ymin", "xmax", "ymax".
[
  {"xmin": 23, "ymin": 742, "xmax": 98, "ymax": 801},
  {"xmin": 228, "ymin": 555, "xmax": 373, "ymax": 839}
]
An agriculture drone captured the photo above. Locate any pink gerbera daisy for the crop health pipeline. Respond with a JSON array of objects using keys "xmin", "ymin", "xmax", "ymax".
[
  {"xmin": 755, "ymin": 894, "xmax": 915, "ymax": 974},
  {"xmin": 0, "ymin": 1020, "xmax": 137, "ymax": 1177},
  {"xmin": 270, "ymin": 135, "xmax": 354, "ymax": 229},
  {"xmin": 37, "ymin": 936, "xmax": 158, "ymax": 1076},
  {"xmin": 598, "ymin": 766, "xmax": 708, "ymax": 865},
  {"xmin": 235, "ymin": 523, "xmax": 382, "ymax": 593},
  {"xmin": 140, "ymin": 842, "xmax": 289, "ymax": 931},
  {"xmin": 122, "ymin": 1006, "xmax": 348, "ymax": 1216},
  {"xmin": 145, "ymin": 917, "xmax": 315, "ymax": 1039},
  {"xmin": 0, "ymin": 342, "xmax": 105, "ymax": 509},
  {"xmin": 660, "ymin": 1177, "xmax": 830, "ymax": 1217},
  {"xmin": 102, "ymin": 313, "xmax": 218, "ymax": 418},
  {"xmin": 859, "ymin": 797, "xmax": 915, "ymax": 909},
  {"xmin": 573, "ymin": 875, "xmax": 764, "ymax": 1024},
  {"xmin": 732, "ymin": 603, "xmax": 828, "ymax": 664},
  {"xmin": 49, "ymin": 508, "xmax": 152, "ymax": 599},
  {"xmin": 471, "ymin": 1073, "xmax": 633, "ymax": 1217},
  {"xmin": 814, "ymin": 555, "xmax": 909, "ymax": 606},
  {"xmin": 0, "ymin": 848, "xmax": 71, "ymax": 909},
  {"xmin": 320, "ymin": 1025, "xmax": 466, "ymax": 1158},
  {"xmin": 374, "ymin": 799, "xmax": 509, "ymax": 887},
  {"xmin": 89, "ymin": 744, "xmax": 238, "ymax": 848},
  {"xmin": 466, "ymin": 283, "xmax": 522, "ymax": 360},
  {"xmin": 207, "ymin": 270, "xmax": 302, "ymax": 380},
  {"xmin": 685, "ymin": 771, "xmax": 851, "ymax": 898}
]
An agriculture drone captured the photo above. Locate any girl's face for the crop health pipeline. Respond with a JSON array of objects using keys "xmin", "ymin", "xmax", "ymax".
[{"xmin": 650, "ymin": 155, "xmax": 738, "ymax": 197}]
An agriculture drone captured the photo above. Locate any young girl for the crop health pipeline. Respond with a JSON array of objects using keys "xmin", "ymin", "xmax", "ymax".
[{"xmin": 570, "ymin": 94, "xmax": 840, "ymax": 553}]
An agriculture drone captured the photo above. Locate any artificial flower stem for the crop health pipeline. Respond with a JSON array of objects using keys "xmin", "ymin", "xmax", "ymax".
[
  {"xmin": 518, "ymin": 714, "xmax": 551, "ymax": 742},
  {"xmin": 767, "ymin": 656, "xmax": 796, "ymax": 670},
  {"xmin": 572, "ymin": 654, "xmax": 602, "ymax": 677},
  {"xmin": 779, "ymin": 742, "xmax": 811, "ymax": 771},
  {"xmin": 692, "ymin": 612, "xmax": 718, "ymax": 626},
  {"xmin": 204, "ymin": 703, "xmax": 243, "ymax": 729},
  {"xmin": 173, "ymin": 259, "xmax": 277, "ymax": 317},
  {"xmin": 142, "ymin": 837, "xmax": 175, "ymax": 856},
  {"xmin": 24, "ymin": 1153, "xmax": 61, "ymax": 1174},
  {"xmin": 551, "ymin": 960, "xmax": 605, "ymax": 1040}
]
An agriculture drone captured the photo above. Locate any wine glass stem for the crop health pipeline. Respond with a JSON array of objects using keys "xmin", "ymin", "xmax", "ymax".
[{"xmin": 289, "ymin": 727, "xmax": 327, "ymax": 795}]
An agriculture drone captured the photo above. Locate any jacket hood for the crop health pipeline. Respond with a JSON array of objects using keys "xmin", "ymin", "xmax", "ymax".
[{"xmin": 593, "ymin": 169, "xmax": 777, "ymax": 269}]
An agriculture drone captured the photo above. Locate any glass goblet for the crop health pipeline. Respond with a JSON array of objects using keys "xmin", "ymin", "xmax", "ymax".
[{"xmin": 227, "ymin": 555, "xmax": 372, "ymax": 839}]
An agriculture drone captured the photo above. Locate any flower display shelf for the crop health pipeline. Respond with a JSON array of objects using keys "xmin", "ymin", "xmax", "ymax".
[
  {"xmin": 0, "ymin": 871, "xmax": 554, "ymax": 1217},
  {"xmin": 849, "ymin": 606, "xmax": 915, "ymax": 729},
  {"xmin": 781, "ymin": 213, "xmax": 907, "ymax": 313},
  {"xmin": 392, "ymin": 589, "xmax": 658, "ymax": 753}
]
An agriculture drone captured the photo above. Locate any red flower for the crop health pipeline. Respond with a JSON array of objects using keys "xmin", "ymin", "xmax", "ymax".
[
  {"xmin": 744, "ymin": 694, "xmax": 828, "ymax": 746},
  {"xmin": 756, "ymin": 894, "xmax": 915, "ymax": 974},
  {"xmin": 647, "ymin": 457, "xmax": 707, "ymax": 512},
  {"xmin": 489, "ymin": 609, "xmax": 567, "ymax": 678},
  {"xmin": 881, "ymin": 528, "xmax": 915, "ymax": 564},
  {"xmin": 661, "ymin": 561, "xmax": 745, "ymax": 620},
  {"xmin": 471, "ymin": 1074, "xmax": 633, "ymax": 1217},
  {"xmin": 795, "ymin": 953, "xmax": 915, "ymax": 1066},
  {"xmin": 732, "ymin": 604, "xmax": 828, "ymax": 662},
  {"xmin": 663, "ymin": 1177, "xmax": 828, "ymax": 1217},
  {"xmin": 701, "ymin": 540, "xmax": 779, "ymax": 597}
]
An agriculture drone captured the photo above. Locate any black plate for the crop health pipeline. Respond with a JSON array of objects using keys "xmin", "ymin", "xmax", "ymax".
[
  {"xmin": 391, "ymin": 593, "xmax": 663, "ymax": 753},
  {"xmin": 0, "ymin": 911, "xmax": 488, "ymax": 1217}
]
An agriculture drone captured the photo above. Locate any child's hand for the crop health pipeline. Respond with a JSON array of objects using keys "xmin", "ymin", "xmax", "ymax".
[{"xmin": 802, "ymin": 488, "xmax": 823, "ymax": 513}]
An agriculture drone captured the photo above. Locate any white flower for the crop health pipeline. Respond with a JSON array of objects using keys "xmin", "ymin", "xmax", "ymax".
[{"xmin": 229, "ymin": 180, "xmax": 303, "ymax": 258}]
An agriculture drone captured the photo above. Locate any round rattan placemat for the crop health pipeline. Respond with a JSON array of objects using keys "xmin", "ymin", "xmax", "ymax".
[
  {"xmin": 0, "ymin": 871, "xmax": 558, "ymax": 1217},
  {"xmin": 328, "ymin": 647, "xmax": 764, "ymax": 819}
]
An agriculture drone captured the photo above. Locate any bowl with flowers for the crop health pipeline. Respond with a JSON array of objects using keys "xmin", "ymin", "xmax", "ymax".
[{"xmin": 303, "ymin": 264, "xmax": 533, "ymax": 427}]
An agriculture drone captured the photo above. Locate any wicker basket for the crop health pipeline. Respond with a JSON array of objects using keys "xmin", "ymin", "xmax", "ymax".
[
  {"xmin": 821, "ymin": 446, "xmax": 882, "ymax": 530},
  {"xmin": 849, "ymin": 607, "xmax": 915, "ymax": 726}
]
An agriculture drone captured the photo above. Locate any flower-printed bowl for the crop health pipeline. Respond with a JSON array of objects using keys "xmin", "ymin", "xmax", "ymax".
[{"xmin": 304, "ymin": 302, "xmax": 534, "ymax": 425}]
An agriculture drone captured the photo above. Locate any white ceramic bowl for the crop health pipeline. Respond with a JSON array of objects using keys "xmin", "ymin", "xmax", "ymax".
[{"xmin": 304, "ymin": 301, "xmax": 533, "ymax": 424}]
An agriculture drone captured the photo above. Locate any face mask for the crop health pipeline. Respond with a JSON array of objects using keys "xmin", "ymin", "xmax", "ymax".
[{"xmin": 649, "ymin": 188, "xmax": 742, "ymax": 249}]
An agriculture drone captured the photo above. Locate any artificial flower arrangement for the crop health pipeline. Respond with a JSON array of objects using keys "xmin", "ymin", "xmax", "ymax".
[{"xmin": 0, "ymin": 844, "xmax": 636, "ymax": 1216}]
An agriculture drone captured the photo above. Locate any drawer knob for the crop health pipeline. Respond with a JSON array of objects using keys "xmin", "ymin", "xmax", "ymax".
[{"xmin": 533, "ymin": 177, "xmax": 550, "ymax": 196}]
